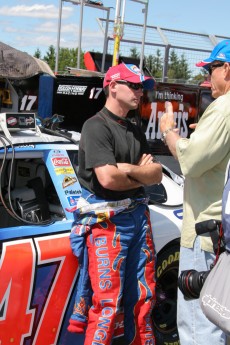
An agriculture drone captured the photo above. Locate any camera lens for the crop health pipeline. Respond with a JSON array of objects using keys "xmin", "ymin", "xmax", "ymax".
[{"xmin": 178, "ymin": 269, "xmax": 210, "ymax": 299}]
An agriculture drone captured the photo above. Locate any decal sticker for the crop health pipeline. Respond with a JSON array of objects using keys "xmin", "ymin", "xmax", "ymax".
[
  {"xmin": 67, "ymin": 196, "xmax": 79, "ymax": 206},
  {"xmin": 52, "ymin": 157, "xmax": 71, "ymax": 167},
  {"xmin": 57, "ymin": 85, "xmax": 87, "ymax": 96},
  {"xmin": 17, "ymin": 144, "xmax": 36, "ymax": 149},
  {"xmin": 7, "ymin": 117, "xmax": 17, "ymax": 126},
  {"xmin": 54, "ymin": 167, "xmax": 75, "ymax": 175},
  {"xmin": 89, "ymin": 87, "xmax": 103, "ymax": 99},
  {"xmin": 173, "ymin": 208, "xmax": 183, "ymax": 220},
  {"xmin": 62, "ymin": 176, "xmax": 77, "ymax": 189},
  {"xmin": 65, "ymin": 189, "xmax": 81, "ymax": 196},
  {"xmin": 20, "ymin": 95, "xmax": 37, "ymax": 111}
]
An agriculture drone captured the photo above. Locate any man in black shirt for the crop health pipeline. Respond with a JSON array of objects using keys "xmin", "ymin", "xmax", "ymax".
[{"xmin": 70, "ymin": 63, "xmax": 162, "ymax": 345}]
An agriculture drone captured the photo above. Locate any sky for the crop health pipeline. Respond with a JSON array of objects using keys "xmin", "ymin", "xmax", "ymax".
[{"xmin": 0, "ymin": 0, "xmax": 229, "ymax": 58}]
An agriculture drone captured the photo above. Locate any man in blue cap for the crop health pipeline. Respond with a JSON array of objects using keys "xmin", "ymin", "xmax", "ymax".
[{"xmin": 160, "ymin": 40, "xmax": 230, "ymax": 344}]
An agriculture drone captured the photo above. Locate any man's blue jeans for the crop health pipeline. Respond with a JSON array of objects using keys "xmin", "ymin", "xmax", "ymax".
[{"xmin": 177, "ymin": 236, "xmax": 226, "ymax": 345}]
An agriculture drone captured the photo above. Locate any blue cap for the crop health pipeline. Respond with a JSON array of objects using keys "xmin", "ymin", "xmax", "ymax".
[{"xmin": 196, "ymin": 39, "xmax": 230, "ymax": 67}]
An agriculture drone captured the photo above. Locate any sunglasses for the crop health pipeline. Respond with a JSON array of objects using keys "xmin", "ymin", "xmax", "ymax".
[
  {"xmin": 207, "ymin": 62, "xmax": 225, "ymax": 75},
  {"xmin": 115, "ymin": 80, "xmax": 144, "ymax": 90}
]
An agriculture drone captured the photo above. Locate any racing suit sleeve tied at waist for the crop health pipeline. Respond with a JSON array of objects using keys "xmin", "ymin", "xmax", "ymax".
[{"xmin": 68, "ymin": 189, "xmax": 149, "ymax": 334}]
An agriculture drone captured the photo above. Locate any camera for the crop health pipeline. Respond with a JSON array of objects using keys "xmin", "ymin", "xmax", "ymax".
[{"xmin": 178, "ymin": 219, "xmax": 225, "ymax": 300}]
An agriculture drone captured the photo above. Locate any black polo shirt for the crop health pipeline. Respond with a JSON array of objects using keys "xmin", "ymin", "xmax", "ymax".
[{"xmin": 78, "ymin": 107, "xmax": 151, "ymax": 200}]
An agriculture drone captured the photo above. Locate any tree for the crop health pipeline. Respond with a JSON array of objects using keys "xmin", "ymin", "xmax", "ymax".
[
  {"xmin": 41, "ymin": 46, "xmax": 85, "ymax": 72},
  {"xmin": 167, "ymin": 50, "xmax": 191, "ymax": 82},
  {"xmin": 129, "ymin": 47, "xmax": 140, "ymax": 60},
  {"xmin": 167, "ymin": 50, "xmax": 180, "ymax": 80},
  {"xmin": 58, "ymin": 47, "xmax": 85, "ymax": 72},
  {"xmin": 189, "ymin": 68, "xmax": 209, "ymax": 85},
  {"xmin": 34, "ymin": 48, "xmax": 42, "ymax": 59},
  {"xmin": 145, "ymin": 49, "xmax": 163, "ymax": 79},
  {"xmin": 177, "ymin": 53, "xmax": 191, "ymax": 80},
  {"xmin": 43, "ymin": 45, "xmax": 56, "ymax": 70}
]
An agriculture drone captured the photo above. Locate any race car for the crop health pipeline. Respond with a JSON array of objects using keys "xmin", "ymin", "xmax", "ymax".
[{"xmin": 0, "ymin": 113, "xmax": 183, "ymax": 345}]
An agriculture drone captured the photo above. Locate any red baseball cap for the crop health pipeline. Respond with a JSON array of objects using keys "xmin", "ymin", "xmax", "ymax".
[{"xmin": 103, "ymin": 63, "xmax": 155, "ymax": 89}]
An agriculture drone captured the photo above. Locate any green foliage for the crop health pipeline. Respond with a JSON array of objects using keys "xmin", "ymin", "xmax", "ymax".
[
  {"xmin": 35, "ymin": 45, "xmax": 207, "ymax": 84},
  {"xmin": 43, "ymin": 45, "xmax": 56, "ymax": 70},
  {"xmin": 129, "ymin": 47, "xmax": 140, "ymax": 59},
  {"xmin": 37, "ymin": 46, "xmax": 85, "ymax": 72},
  {"xmin": 58, "ymin": 47, "xmax": 84, "ymax": 72},
  {"xmin": 167, "ymin": 50, "xmax": 191, "ymax": 81},
  {"xmin": 34, "ymin": 48, "xmax": 42, "ymax": 59},
  {"xmin": 128, "ymin": 47, "xmax": 200, "ymax": 83},
  {"xmin": 145, "ymin": 49, "xmax": 163, "ymax": 79},
  {"xmin": 189, "ymin": 68, "xmax": 208, "ymax": 84}
]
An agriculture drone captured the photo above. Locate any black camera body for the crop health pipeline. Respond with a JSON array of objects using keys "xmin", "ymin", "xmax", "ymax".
[{"xmin": 178, "ymin": 219, "xmax": 225, "ymax": 300}]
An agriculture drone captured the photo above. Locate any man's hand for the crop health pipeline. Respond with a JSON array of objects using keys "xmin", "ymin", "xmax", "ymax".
[
  {"xmin": 117, "ymin": 153, "xmax": 155, "ymax": 173},
  {"xmin": 117, "ymin": 158, "xmax": 162, "ymax": 186},
  {"xmin": 189, "ymin": 123, "xmax": 197, "ymax": 130},
  {"xmin": 159, "ymin": 101, "xmax": 181, "ymax": 159},
  {"xmin": 138, "ymin": 153, "xmax": 154, "ymax": 166},
  {"xmin": 160, "ymin": 101, "xmax": 176, "ymax": 133}
]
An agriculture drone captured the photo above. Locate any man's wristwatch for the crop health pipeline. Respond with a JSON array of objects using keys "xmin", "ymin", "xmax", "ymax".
[{"xmin": 161, "ymin": 128, "xmax": 173, "ymax": 144}]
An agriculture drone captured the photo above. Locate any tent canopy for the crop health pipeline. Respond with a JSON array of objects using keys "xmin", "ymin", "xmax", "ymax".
[{"xmin": 0, "ymin": 41, "xmax": 55, "ymax": 79}]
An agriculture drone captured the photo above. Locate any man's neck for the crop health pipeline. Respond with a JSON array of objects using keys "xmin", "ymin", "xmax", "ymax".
[{"xmin": 104, "ymin": 100, "xmax": 128, "ymax": 118}]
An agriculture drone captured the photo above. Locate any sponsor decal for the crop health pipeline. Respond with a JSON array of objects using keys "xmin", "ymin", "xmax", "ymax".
[
  {"xmin": 17, "ymin": 144, "xmax": 35, "ymax": 149},
  {"xmin": 24, "ymin": 117, "xmax": 35, "ymax": 126},
  {"xmin": 7, "ymin": 117, "xmax": 17, "ymax": 126},
  {"xmin": 62, "ymin": 176, "xmax": 77, "ymax": 188},
  {"xmin": 129, "ymin": 64, "xmax": 141, "ymax": 75},
  {"xmin": 111, "ymin": 72, "xmax": 120, "ymax": 80},
  {"xmin": 202, "ymin": 295, "xmax": 230, "ymax": 319},
  {"xmin": 68, "ymin": 196, "xmax": 79, "ymax": 206},
  {"xmin": 217, "ymin": 53, "xmax": 226, "ymax": 59},
  {"xmin": 155, "ymin": 90, "xmax": 184, "ymax": 102},
  {"xmin": 145, "ymin": 102, "xmax": 189, "ymax": 140},
  {"xmin": 55, "ymin": 167, "xmax": 74, "ymax": 175},
  {"xmin": 65, "ymin": 189, "xmax": 81, "ymax": 196},
  {"xmin": 57, "ymin": 85, "xmax": 87, "ymax": 95},
  {"xmin": 173, "ymin": 209, "xmax": 183, "ymax": 220},
  {"xmin": 51, "ymin": 150, "xmax": 63, "ymax": 156},
  {"xmin": 52, "ymin": 157, "xmax": 71, "ymax": 167}
]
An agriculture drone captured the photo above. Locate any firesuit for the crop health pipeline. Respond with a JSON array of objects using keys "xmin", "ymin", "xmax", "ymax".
[{"xmin": 69, "ymin": 107, "xmax": 157, "ymax": 345}]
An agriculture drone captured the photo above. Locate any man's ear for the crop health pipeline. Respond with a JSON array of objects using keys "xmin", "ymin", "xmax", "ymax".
[
  {"xmin": 224, "ymin": 62, "xmax": 230, "ymax": 78},
  {"xmin": 109, "ymin": 80, "xmax": 117, "ymax": 92}
]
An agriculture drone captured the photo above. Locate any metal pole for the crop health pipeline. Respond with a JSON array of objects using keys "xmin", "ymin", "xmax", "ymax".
[
  {"xmin": 77, "ymin": 0, "xmax": 84, "ymax": 68},
  {"xmin": 112, "ymin": 0, "xmax": 122, "ymax": 66},
  {"xmin": 163, "ymin": 44, "xmax": 170, "ymax": 82},
  {"xmin": 139, "ymin": 1, "xmax": 148, "ymax": 72},
  {"xmin": 55, "ymin": 0, "xmax": 63, "ymax": 74},
  {"xmin": 101, "ymin": 7, "xmax": 110, "ymax": 72}
]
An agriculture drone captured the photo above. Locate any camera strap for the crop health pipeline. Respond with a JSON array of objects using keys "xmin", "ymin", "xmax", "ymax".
[{"xmin": 213, "ymin": 223, "xmax": 224, "ymax": 266}]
